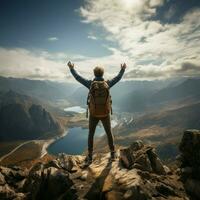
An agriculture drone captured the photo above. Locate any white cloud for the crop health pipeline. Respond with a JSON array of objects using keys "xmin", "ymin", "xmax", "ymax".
[
  {"xmin": 0, "ymin": 48, "xmax": 66, "ymax": 80},
  {"xmin": 79, "ymin": 0, "xmax": 200, "ymax": 79},
  {"xmin": 88, "ymin": 35, "xmax": 97, "ymax": 40},
  {"xmin": 47, "ymin": 37, "xmax": 58, "ymax": 41},
  {"xmin": 0, "ymin": 47, "xmax": 132, "ymax": 81},
  {"xmin": 1, "ymin": 1, "xmax": 200, "ymax": 81}
]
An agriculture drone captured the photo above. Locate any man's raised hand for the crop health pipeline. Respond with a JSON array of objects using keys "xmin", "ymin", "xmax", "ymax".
[
  {"xmin": 67, "ymin": 61, "xmax": 74, "ymax": 69},
  {"xmin": 121, "ymin": 63, "xmax": 127, "ymax": 70}
]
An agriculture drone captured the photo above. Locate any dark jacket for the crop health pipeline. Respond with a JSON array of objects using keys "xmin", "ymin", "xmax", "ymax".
[{"xmin": 70, "ymin": 68, "xmax": 125, "ymax": 89}]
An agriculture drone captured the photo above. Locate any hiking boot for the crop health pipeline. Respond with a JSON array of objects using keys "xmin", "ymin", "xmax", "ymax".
[{"xmin": 110, "ymin": 151, "xmax": 117, "ymax": 161}]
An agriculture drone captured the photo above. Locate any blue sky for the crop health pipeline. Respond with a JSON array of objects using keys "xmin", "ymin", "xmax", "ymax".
[
  {"xmin": 0, "ymin": 0, "xmax": 200, "ymax": 81},
  {"xmin": 0, "ymin": 0, "xmax": 111, "ymax": 56}
]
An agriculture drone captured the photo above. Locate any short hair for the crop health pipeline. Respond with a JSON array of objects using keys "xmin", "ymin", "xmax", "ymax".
[{"xmin": 93, "ymin": 66, "xmax": 104, "ymax": 77}]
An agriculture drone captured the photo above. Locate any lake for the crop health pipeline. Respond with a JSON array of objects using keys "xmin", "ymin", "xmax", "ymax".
[
  {"xmin": 48, "ymin": 126, "xmax": 104, "ymax": 155},
  {"xmin": 48, "ymin": 106, "xmax": 118, "ymax": 155},
  {"xmin": 64, "ymin": 106, "xmax": 86, "ymax": 113}
]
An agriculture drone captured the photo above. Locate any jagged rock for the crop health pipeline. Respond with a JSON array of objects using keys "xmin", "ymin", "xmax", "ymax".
[
  {"xmin": 0, "ymin": 166, "xmax": 27, "ymax": 188},
  {"xmin": 0, "ymin": 172, "xmax": 5, "ymax": 185},
  {"xmin": 146, "ymin": 148, "xmax": 166, "ymax": 175},
  {"xmin": 0, "ymin": 184, "xmax": 16, "ymax": 199},
  {"xmin": 120, "ymin": 148, "xmax": 135, "ymax": 169},
  {"xmin": 0, "ymin": 137, "xmax": 192, "ymax": 200},
  {"xmin": 58, "ymin": 154, "xmax": 84, "ymax": 172},
  {"xmin": 130, "ymin": 140, "xmax": 144, "ymax": 151},
  {"xmin": 156, "ymin": 183, "xmax": 176, "ymax": 196},
  {"xmin": 120, "ymin": 141, "xmax": 166, "ymax": 175},
  {"xmin": 44, "ymin": 159, "xmax": 61, "ymax": 169},
  {"xmin": 134, "ymin": 154, "xmax": 152, "ymax": 172},
  {"xmin": 25, "ymin": 166, "xmax": 76, "ymax": 200}
]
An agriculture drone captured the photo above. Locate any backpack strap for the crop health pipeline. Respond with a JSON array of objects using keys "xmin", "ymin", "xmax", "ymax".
[
  {"xmin": 86, "ymin": 81, "xmax": 94, "ymax": 118},
  {"xmin": 106, "ymin": 80, "xmax": 113, "ymax": 115}
]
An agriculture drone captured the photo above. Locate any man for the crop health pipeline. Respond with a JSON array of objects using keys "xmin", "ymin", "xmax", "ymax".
[{"xmin": 67, "ymin": 61, "xmax": 126, "ymax": 164}]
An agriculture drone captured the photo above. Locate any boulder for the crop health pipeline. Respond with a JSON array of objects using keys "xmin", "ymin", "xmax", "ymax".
[
  {"xmin": 0, "ymin": 184, "xmax": 16, "ymax": 200},
  {"xmin": 120, "ymin": 141, "xmax": 166, "ymax": 175},
  {"xmin": 179, "ymin": 129, "xmax": 200, "ymax": 169},
  {"xmin": 130, "ymin": 140, "xmax": 144, "ymax": 151},
  {"xmin": 24, "ymin": 166, "xmax": 76, "ymax": 200},
  {"xmin": 146, "ymin": 148, "xmax": 166, "ymax": 175},
  {"xmin": 58, "ymin": 154, "xmax": 83, "ymax": 172},
  {"xmin": 120, "ymin": 148, "xmax": 135, "ymax": 169}
]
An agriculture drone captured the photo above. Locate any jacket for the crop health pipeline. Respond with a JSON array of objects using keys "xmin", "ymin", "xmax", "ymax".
[{"xmin": 70, "ymin": 68, "xmax": 125, "ymax": 89}]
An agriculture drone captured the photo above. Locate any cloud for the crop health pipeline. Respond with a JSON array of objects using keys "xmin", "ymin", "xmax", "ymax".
[
  {"xmin": 47, "ymin": 37, "xmax": 58, "ymax": 41},
  {"xmin": 0, "ymin": 48, "xmax": 66, "ymax": 81},
  {"xmin": 1, "ymin": 1, "xmax": 200, "ymax": 81},
  {"xmin": 79, "ymin": 0, "xmax": 200, "ymax": 79},
  {"xmin": 88, "ymin": 35, "xmax": 97, "ymax": 40},
  {"xmin": 0, "ymin": 47, "xmax": 132, "ymax": 81}
]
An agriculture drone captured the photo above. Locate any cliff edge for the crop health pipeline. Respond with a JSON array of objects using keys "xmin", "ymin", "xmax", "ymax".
[{"xmin": 1, "ymin": 130, "xmax": 200, "ymax": 200}]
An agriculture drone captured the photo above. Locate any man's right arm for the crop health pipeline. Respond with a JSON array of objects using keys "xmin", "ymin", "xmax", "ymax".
[{"xmin": 68, "ymin": 62, "xmax": 91, "ymax": 89}]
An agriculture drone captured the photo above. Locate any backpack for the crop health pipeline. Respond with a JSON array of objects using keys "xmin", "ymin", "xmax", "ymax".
[{"xmin": 87, "ymin": 81, "xmax": 112, "ymax": 118}]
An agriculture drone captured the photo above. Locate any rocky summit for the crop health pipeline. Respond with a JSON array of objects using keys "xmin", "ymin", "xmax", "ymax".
[{"xmin": 1, "ymin": 130, "xmax": 200, "ymax": 200}]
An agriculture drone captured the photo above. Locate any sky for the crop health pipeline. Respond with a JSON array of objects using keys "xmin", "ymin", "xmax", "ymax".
[{"xmin": 0, "ymin": 0, "xmax": 200, "ymax": 81}]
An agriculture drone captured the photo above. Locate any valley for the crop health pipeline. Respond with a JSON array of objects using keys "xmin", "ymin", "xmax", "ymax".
[{"xmin": 0, "ymin": 76, "xmax": 200, "ymax": 167}]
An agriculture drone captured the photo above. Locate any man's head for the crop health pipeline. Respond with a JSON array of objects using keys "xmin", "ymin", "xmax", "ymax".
[{"xmin": 93, "ymin": 66, "xmax": 104, "ymax": 77}]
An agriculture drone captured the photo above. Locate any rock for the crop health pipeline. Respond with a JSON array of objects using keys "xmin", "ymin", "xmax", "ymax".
[
  {"xmin": 79, "ymin": 171, "xmax": 88, "ymax": 181},
  {"xmin": 0, "ymin": 136, "xmax": 193, "ymax": 200},
  {"xmin": 123, "ymin": 189, "xmax": 133, "ymax": 199},
  {"xmin": 0, "ymin": 172, "xmax": 5, "ymax": 185},
  {"xmin": 44, "ymin": 159, "xmax": 61, "ymax": 169},
  {"xmin": 134, "ymin": 154, "xmax": 152, "ymax": 172},
  {"xmin": 163, "ymin": 165, "xmax": 171, "ymax": 174},
  {"xmin": 146, "ymin": 148, "xmax": 166, "ymax": 175},
  {"xmin": 179, "ymin": 129, "xmax": 200, "ymax": 199},
  {"xmin": 126, "ymin": 185, "xmax": 150, "ymax": 200},
  {"xmin": 130, "ymin": 140, "xmax": 144, "ymax": 151},
  {"xmin": 0, "ymin": 184, "xmax": 16, "ymax": 199},
  {"xmin": 120, "ymin": 148, "xmax": 135, "ymax": 169},
  {"xmin": 185, "ymin": 179, "xmax": 200, "ymax": 199},
  {"xmin": 13, "ymin": 192, "xmax": 26, "ymax": 200},
  {"xmin": 58, "ymin": 154, "xmax": 83, "ymax": 172},
  {"xmin": 0, "ymin": 166, "xmax": 27, "ymax": 188},
  {"xmin": 156, "ymin": 183, "xmax": 176, "ymax": 196},
  {"xmin": 179, "ymin": 129, "xmax": 200, "ymax": 168},
  {"xmin": 24, "ymin": 166, "xmax": 76, "ymax": 200}
]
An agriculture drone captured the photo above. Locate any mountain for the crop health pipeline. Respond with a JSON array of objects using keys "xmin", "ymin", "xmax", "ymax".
[
  {"xmin": 0, "ymin": 76, "xmax": 78, "ymax": 106},
  {"xmin": 0, "ymin": 132, "xmax": 195, "ymax": 200},
  {"xmin": 70, "ymin": 78, "xmax": 199, "ymax": 113},
  {"xmin": 151, "ymin": 78, "xmax": 200, "ymax": 103},
  {"xmin": 0, "ymin": 91, "xmax": 61, "ymax": 140},
  {"xmin": 70, "ymin": 79, "xmax": 175, "ymax": 110}
]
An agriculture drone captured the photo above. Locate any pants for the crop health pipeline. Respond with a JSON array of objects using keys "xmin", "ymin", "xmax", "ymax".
[{"xmin": 88, "ymin": 114, "xmax": 115, "ymax": 155}]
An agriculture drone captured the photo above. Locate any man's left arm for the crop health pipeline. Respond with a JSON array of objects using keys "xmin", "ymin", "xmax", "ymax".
[{"xmin": 108, "ymin": 63, "xmax": 126, "ymax": 88}]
